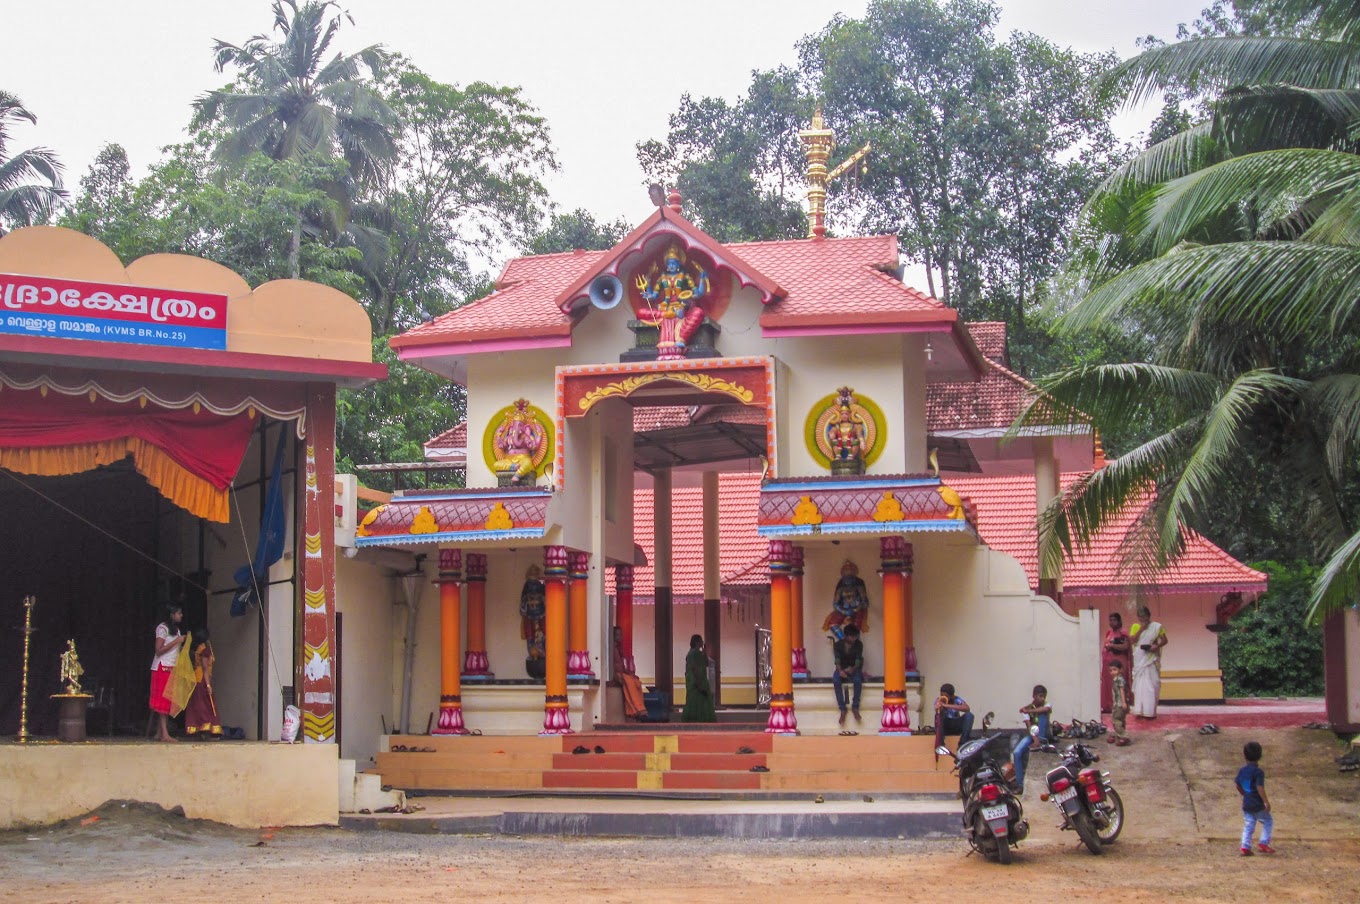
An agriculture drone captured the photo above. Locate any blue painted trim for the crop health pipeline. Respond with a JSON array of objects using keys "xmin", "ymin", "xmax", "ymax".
[
  {"xmin": 386, "ymin": 489, "xmax": 553, "ymax": 503},
  {"xmin": 355, "ymin": 528, "xmax": 546, "ymax": 547},
  {"xmin": 758, "ymin": 520, "xmax": 972, "ymax": 537},
  {"xmin": 762, "ymin": 477, "xmax": 940, "ymax": 492}
]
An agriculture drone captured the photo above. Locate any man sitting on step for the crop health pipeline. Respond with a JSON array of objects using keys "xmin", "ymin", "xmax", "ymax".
[{"xmin": 833, "ymin": 623, "xmax": 864, "ymax": 727}]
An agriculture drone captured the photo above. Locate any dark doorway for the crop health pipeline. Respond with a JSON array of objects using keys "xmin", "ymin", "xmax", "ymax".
[{"xmin": 0, "ymin": 463, "xmax": 184, "ymax": 737}]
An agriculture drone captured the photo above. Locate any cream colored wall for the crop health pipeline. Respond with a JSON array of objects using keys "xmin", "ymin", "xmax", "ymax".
[
  {"xmin": 335, "ymin": 556, "xmax": 398, "ymax": 762},
  {"xmin": 913, "ymin": 540, "xmax": 1101, "ymax": 725},
  {"xmin": 0, "ymin": 744, "xmax": 339, "ymax": 829},
  {"xmin": 1075, "ymin": 594, "xmax": 1223, "ymax": 676}
]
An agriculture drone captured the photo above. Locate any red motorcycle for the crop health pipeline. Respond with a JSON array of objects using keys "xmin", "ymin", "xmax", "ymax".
[{"xmin": 1038, "ymin": 740, "xmax": 1125, "ymax": 854}]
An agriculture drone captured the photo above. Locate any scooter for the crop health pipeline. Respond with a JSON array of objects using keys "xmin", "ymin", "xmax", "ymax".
[
  {"xmin": 936, "ymin": 715, "xmax": 1030, "ymax": 864},
  {"xmin": 1038, "ymin": 739, "xmax": 1125, "ymax": 854}
]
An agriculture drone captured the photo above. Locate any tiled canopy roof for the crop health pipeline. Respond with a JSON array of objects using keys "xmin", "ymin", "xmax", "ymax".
[
  {"xmin": 615, "ymin": 473, "xmax": 769, "ymax": 602},
  {"xmin": 926, "ymin": 322, "xmax": 1072, "ymax": 433},
  {"xmin": 947, "ymin": 473, "xmax": 1268, "ymax": 595},
  {"xmin": 423, "ymin": 421, "xmax": 467, "ymax": 460},
  {"xmin": 393, "ymin": 233, "xmax": 962, "ymax": 348},
  {"xmin": 619, "ymin": 471, "xmax": 1264, "ymax": 598}
]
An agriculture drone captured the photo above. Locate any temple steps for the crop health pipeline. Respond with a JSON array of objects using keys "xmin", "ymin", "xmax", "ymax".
[{"xmin": 376, "ymin": 730, "xmax": 956, "ymax": 796}]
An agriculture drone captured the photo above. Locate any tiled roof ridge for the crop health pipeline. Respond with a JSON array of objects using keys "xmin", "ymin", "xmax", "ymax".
[{"xmin": 862, "ymin": 264, "xmax": 947, "ymax": 307}]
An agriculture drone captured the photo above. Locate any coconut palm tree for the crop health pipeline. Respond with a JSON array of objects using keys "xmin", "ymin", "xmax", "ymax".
[
  {"xmin": 1024, "ymin": 0, "xmax": 1360, "ymax": 623},
  {"xmin": 191, "ymin": 0, "xmax": 398, "ymax": 276},
  {"xmin": 0, "ymin": 92, "xmax": 65, "ymax": 233}
]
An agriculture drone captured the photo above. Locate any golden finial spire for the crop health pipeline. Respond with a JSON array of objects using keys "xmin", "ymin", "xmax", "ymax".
[{"xmin": 799, "ymin": 106, "xmax": 870, "ymax": 240}]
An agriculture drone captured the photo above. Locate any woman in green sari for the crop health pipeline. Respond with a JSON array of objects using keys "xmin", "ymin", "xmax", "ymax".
[{"xmin": 682, "ymin": 634, "xmax": 716, "ymax": 722}]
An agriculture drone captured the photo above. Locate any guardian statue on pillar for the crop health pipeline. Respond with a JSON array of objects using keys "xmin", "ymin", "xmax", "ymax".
[
  {"xmin": 519, "ymin": 565, "xmax": 547, "ymax": 679},
  {"xmin": 823, "ymin": 559, "xmax": 870, "ymax": 641}
]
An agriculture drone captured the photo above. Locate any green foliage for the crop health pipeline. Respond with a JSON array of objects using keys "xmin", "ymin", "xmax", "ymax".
[
  {"xmin": 1219, "ymin": 561, "xmax": 1325, "ymax": 696},
  {"xmin": 526, "ymin": 208, "xmax": 630, "ymax": 255},
  {"xmin": 0, "ymin": 91, "xmax": 65, "ymax": 231},
  {"xmin": 1024, "ymin": 0, "xmax": 1360, "ymax": 623}
]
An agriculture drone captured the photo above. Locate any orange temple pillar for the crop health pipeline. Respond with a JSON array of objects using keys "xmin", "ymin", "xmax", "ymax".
[
  {"xmin": 541, "ymin": 545, "xmax": 573, "ymax": 734},
  {"xmin": 879, "ymin": 536, "xmax": 911, "ymax": 733},
  {"xmin": 766, "ymin": 539, "xmax": 798, "ymax": 734},
  {"xmin": 615, "ymin": 565, "xmax": 635, "ymax": 673},
  {"xmin": 790, "ymin": 545, "xmax": 809, "ymax": 678},
  {"xmin": 904, "ymin": 548, "xmax": 918, "ymax": 678},
  {"xmin": 431, "ymin": 548, "xmax": 469, "ymax": 735},
  {"xmin": 567, "ymin": 551, "xmax": 594, "ymax": 678},
  {"xmin": 463, "ymin": 553, "xmax": 491, "ymax": 678}
]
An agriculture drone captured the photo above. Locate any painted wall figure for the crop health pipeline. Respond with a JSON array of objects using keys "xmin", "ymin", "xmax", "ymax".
[
  {"xmin": 822, "ymin": 559, "xmax": 870, "ymax": 641},
  {"xmin": 492, "ymin": 399, "xmax": 546, "ymax": 485}
]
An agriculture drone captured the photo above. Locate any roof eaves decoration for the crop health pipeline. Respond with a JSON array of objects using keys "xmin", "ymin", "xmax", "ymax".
[
  {"xmin": 553, "ymin": 207, "xmax": 787, "ymax": 313},
  {"xmin": 352, "ymin": 487, "xmax": 552, "ymax": 548},
  {"xmin": 758, "ymin": 473, "xmax": 978, "ymax": 539}
]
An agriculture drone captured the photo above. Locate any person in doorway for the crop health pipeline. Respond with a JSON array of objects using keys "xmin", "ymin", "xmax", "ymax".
[
  {"xmin": 681, "ymin": 634, "xmax": 715, "ymax": 723},
  {"xmin": 1101, "ymin": 611, "xmax": 1132, "ymax": 713},
  {"xmin": 149, "ymin": 603, "xmax": 186, "ymax": 742},
  {"xmin": 832, "ymin": 623, "xmax": 864, "ymax": 727},
  {"xmin": 935, "ymin": 683, "xmax": 975, "ymax": 745},
  {"xmin": 1131, "ymin": 605, "xmax": 1168, "ymax": 719},
  {"xmin": 612, "ymin": 626, "xmax": 646, "ymax": 721},
  {"xmin": 184, "ymin": 628, "xmax": 222, "ymax": 738},
  {"xmin": 1012, "ymin": 684, "xmax": 1052, "ymax": 794}
]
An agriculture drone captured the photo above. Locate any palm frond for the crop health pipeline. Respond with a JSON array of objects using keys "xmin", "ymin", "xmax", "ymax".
[
  {"xmin": 1142, "ymin": 148, "xmax": 1360, "ymax": 254},
  {"xmin": 1306, "ymin": 527, "xmax": 1360, "ymax": 623},
  {"xmin": 1069, "ymin": 241, "xmax": 1360, "ymax": 342},
  {"xmin": 1020, "ymin": 362, "xmax": 1222, "ymax": 431},
  {"xmin": 1107, "ymin": 37, "xmax": 1360, "ymax": 108},
  {"xmin": 1214, "ymin": 85, "xmax": 1359, "ymax": 152},
  {"xmin": 1301, "ymin": 181, "xmax": 1360, "ymax": 244}
]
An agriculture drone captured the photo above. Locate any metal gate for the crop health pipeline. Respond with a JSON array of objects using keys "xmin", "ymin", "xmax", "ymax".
[{"xmin": 754, "ymin": 625, "xmax": 772, "ymax": 708}]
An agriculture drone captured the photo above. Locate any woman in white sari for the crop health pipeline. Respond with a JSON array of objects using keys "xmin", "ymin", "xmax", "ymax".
[{"xmin": 1132, "ymin": 605, "xmax": 1168, "ymax": 718}]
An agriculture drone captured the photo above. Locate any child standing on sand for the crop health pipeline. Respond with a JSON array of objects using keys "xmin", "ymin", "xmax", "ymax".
[{"xmin": 1237, "ymin": 740, "xmax": 1276, "ymax": 856}]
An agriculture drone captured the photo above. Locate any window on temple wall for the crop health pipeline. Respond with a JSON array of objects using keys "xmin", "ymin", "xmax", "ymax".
[{"xmin": 604, "ymin": 444, "xmax": 618, "ymax": 523}]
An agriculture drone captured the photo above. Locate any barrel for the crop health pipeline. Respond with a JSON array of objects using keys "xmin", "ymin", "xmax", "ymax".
[{"xmin": 53, "ymin": 695, "xmax": 91, "ymax": 742}]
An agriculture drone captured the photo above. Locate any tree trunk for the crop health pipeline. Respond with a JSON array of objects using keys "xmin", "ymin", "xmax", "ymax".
[{"xmin": 288, "ymin": 218, "xmax": 301, "ymax": 280}]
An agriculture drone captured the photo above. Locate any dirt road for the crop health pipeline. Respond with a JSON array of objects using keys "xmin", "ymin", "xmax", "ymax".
[{"xmin": 2, "ymin": 726, "xmax": 1356, "ymax": 904}]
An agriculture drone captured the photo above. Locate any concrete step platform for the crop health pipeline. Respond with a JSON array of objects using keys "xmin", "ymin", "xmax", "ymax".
[{"xmin": 340, "ymin": 795, "xmax": 962, "ymax": 839}]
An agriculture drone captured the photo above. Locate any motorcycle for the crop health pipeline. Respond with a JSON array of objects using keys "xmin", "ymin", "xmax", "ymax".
[
  {"xmin": 936, "ymin": 716, "xmax": 1030, "ymax": 864},
  {"xmin": 1038, "ymin": 739, "xmax": 1125, "ymax": 854}
]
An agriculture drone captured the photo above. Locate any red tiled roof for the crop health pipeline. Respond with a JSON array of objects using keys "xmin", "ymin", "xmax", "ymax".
[
  {"xmin": 391, "ymin": 250, "xmax": 600, "ymax": 347},
  {"xmin": 393, "ymin": 233, "xmax": 963, "ymax": 349},
  {"xmin": 736, "ymin": 235, "xmax": 954, "ymax": 329},
  {"xmin": 947, "ymin": 472, "xmax": 1268, "ymax": 594},
  {"xmin": 927, "ymin": 323, "xmax": 1061, "ymax": 432},
  {"xmin": 632, "ymin": 406, "xmax": 691, "ymax": 432},
  {"xmin": 616, "ymin": 473, "xmax": 769, "ymax": 601},
  {"xmin": 619, "ymin": 470, "xmax": 1264, "ymax": 598},
  {"xmin": 424, "ymin": 421, "xmax": 467, "ymax": 457}
]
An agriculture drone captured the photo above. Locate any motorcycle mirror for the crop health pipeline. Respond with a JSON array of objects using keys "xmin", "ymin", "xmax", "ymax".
[{"xmin": 934, "ymin": 746, "xmax": 952, "ymax": 757}]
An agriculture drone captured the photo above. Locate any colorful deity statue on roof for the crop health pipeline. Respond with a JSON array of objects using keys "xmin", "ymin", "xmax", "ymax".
[
  {"xmin": 826, "ymin": 386, "xmax": 868, "ymax": 475},
  {"xmin": 635, "ymin": 245, "xmax": 709, "ymax": 360},
  {"xmin": 822, "ymin": 559, "xmax": 870, "ymax": 641},
  {"xmin": 492, "ymin": 399, "xmax": 547, "ymax": 486}
]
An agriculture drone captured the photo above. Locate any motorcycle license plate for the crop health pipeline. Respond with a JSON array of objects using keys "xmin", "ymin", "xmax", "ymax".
[
  {"xmin": 981, "ymin": 804, "xmax": 1008, "ymax": 822},
  {"xmin": 1053, "ymin": 787, "xmax": 1078, "ymax": 804}
]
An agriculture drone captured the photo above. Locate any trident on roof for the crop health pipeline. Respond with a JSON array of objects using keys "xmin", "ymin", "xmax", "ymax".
[{"xmin": 799, "ymin": 106, "xmax": 871, "ymax": 240}]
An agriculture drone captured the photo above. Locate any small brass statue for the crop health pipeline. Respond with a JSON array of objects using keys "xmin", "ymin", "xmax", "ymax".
[{"xmin": 59, "ymin": 639, "xmax": 84, "ymax": 695}]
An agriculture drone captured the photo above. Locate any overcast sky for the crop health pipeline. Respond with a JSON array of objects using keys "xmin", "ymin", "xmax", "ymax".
[{"xmin": 6, "ymin": 0, "xmax": 1206, "ymax": 228}]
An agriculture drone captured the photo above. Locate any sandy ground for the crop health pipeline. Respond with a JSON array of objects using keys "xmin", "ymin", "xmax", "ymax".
[{"xmin": 2, "ymin": 726, "xmax": 1356, "ymax": 904}]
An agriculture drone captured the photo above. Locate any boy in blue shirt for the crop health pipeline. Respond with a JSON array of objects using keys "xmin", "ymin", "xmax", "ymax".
[
  {"xmin": 1012, "ymin": 684, "xmax": 1052, "ymax": 794},
  {"xmin": 1237, "ymin": 740, "xmax": 1276, "ymax": 855}
]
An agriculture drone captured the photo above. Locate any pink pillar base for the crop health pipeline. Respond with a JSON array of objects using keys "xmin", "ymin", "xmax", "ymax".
[
  {"xmin": 462, "ymin": 650, "xmax": 491, "ymax": 676},
  {"xmin": 567, "ymin": 650, "xmax": 595, "ymax": 678},
  {"xmin": 879, "ymin": 701, "xmax": 912, "ymax": 734},
  {"xmin": 792, "ymin": 647, "xmax": 810, "ymax": 679},
  {"xmin": 430, "ymin": 704, "xmax": 470, "ymax": 736},
  {"xmin": 765, "ymin": 704, "xmax": 798, "ymax": 734},
  {"xmin": 540, "ymin": 704, "xmax": 575, "ymax": 735}
]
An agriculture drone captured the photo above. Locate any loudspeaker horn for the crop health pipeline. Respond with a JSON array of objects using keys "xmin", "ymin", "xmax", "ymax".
[{"xmin": 588, "ymin": 274, "xmax": 624, "ymax": 310}]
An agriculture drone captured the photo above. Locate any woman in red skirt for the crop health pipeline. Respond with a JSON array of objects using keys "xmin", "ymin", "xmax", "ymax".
[
  {"xmin": 150, "ymin": 604, "xmax": 185, "ymax": 742},
  {"xmin": 184, "ymin": 629, "xmax": 222, "ymax": 738}
]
